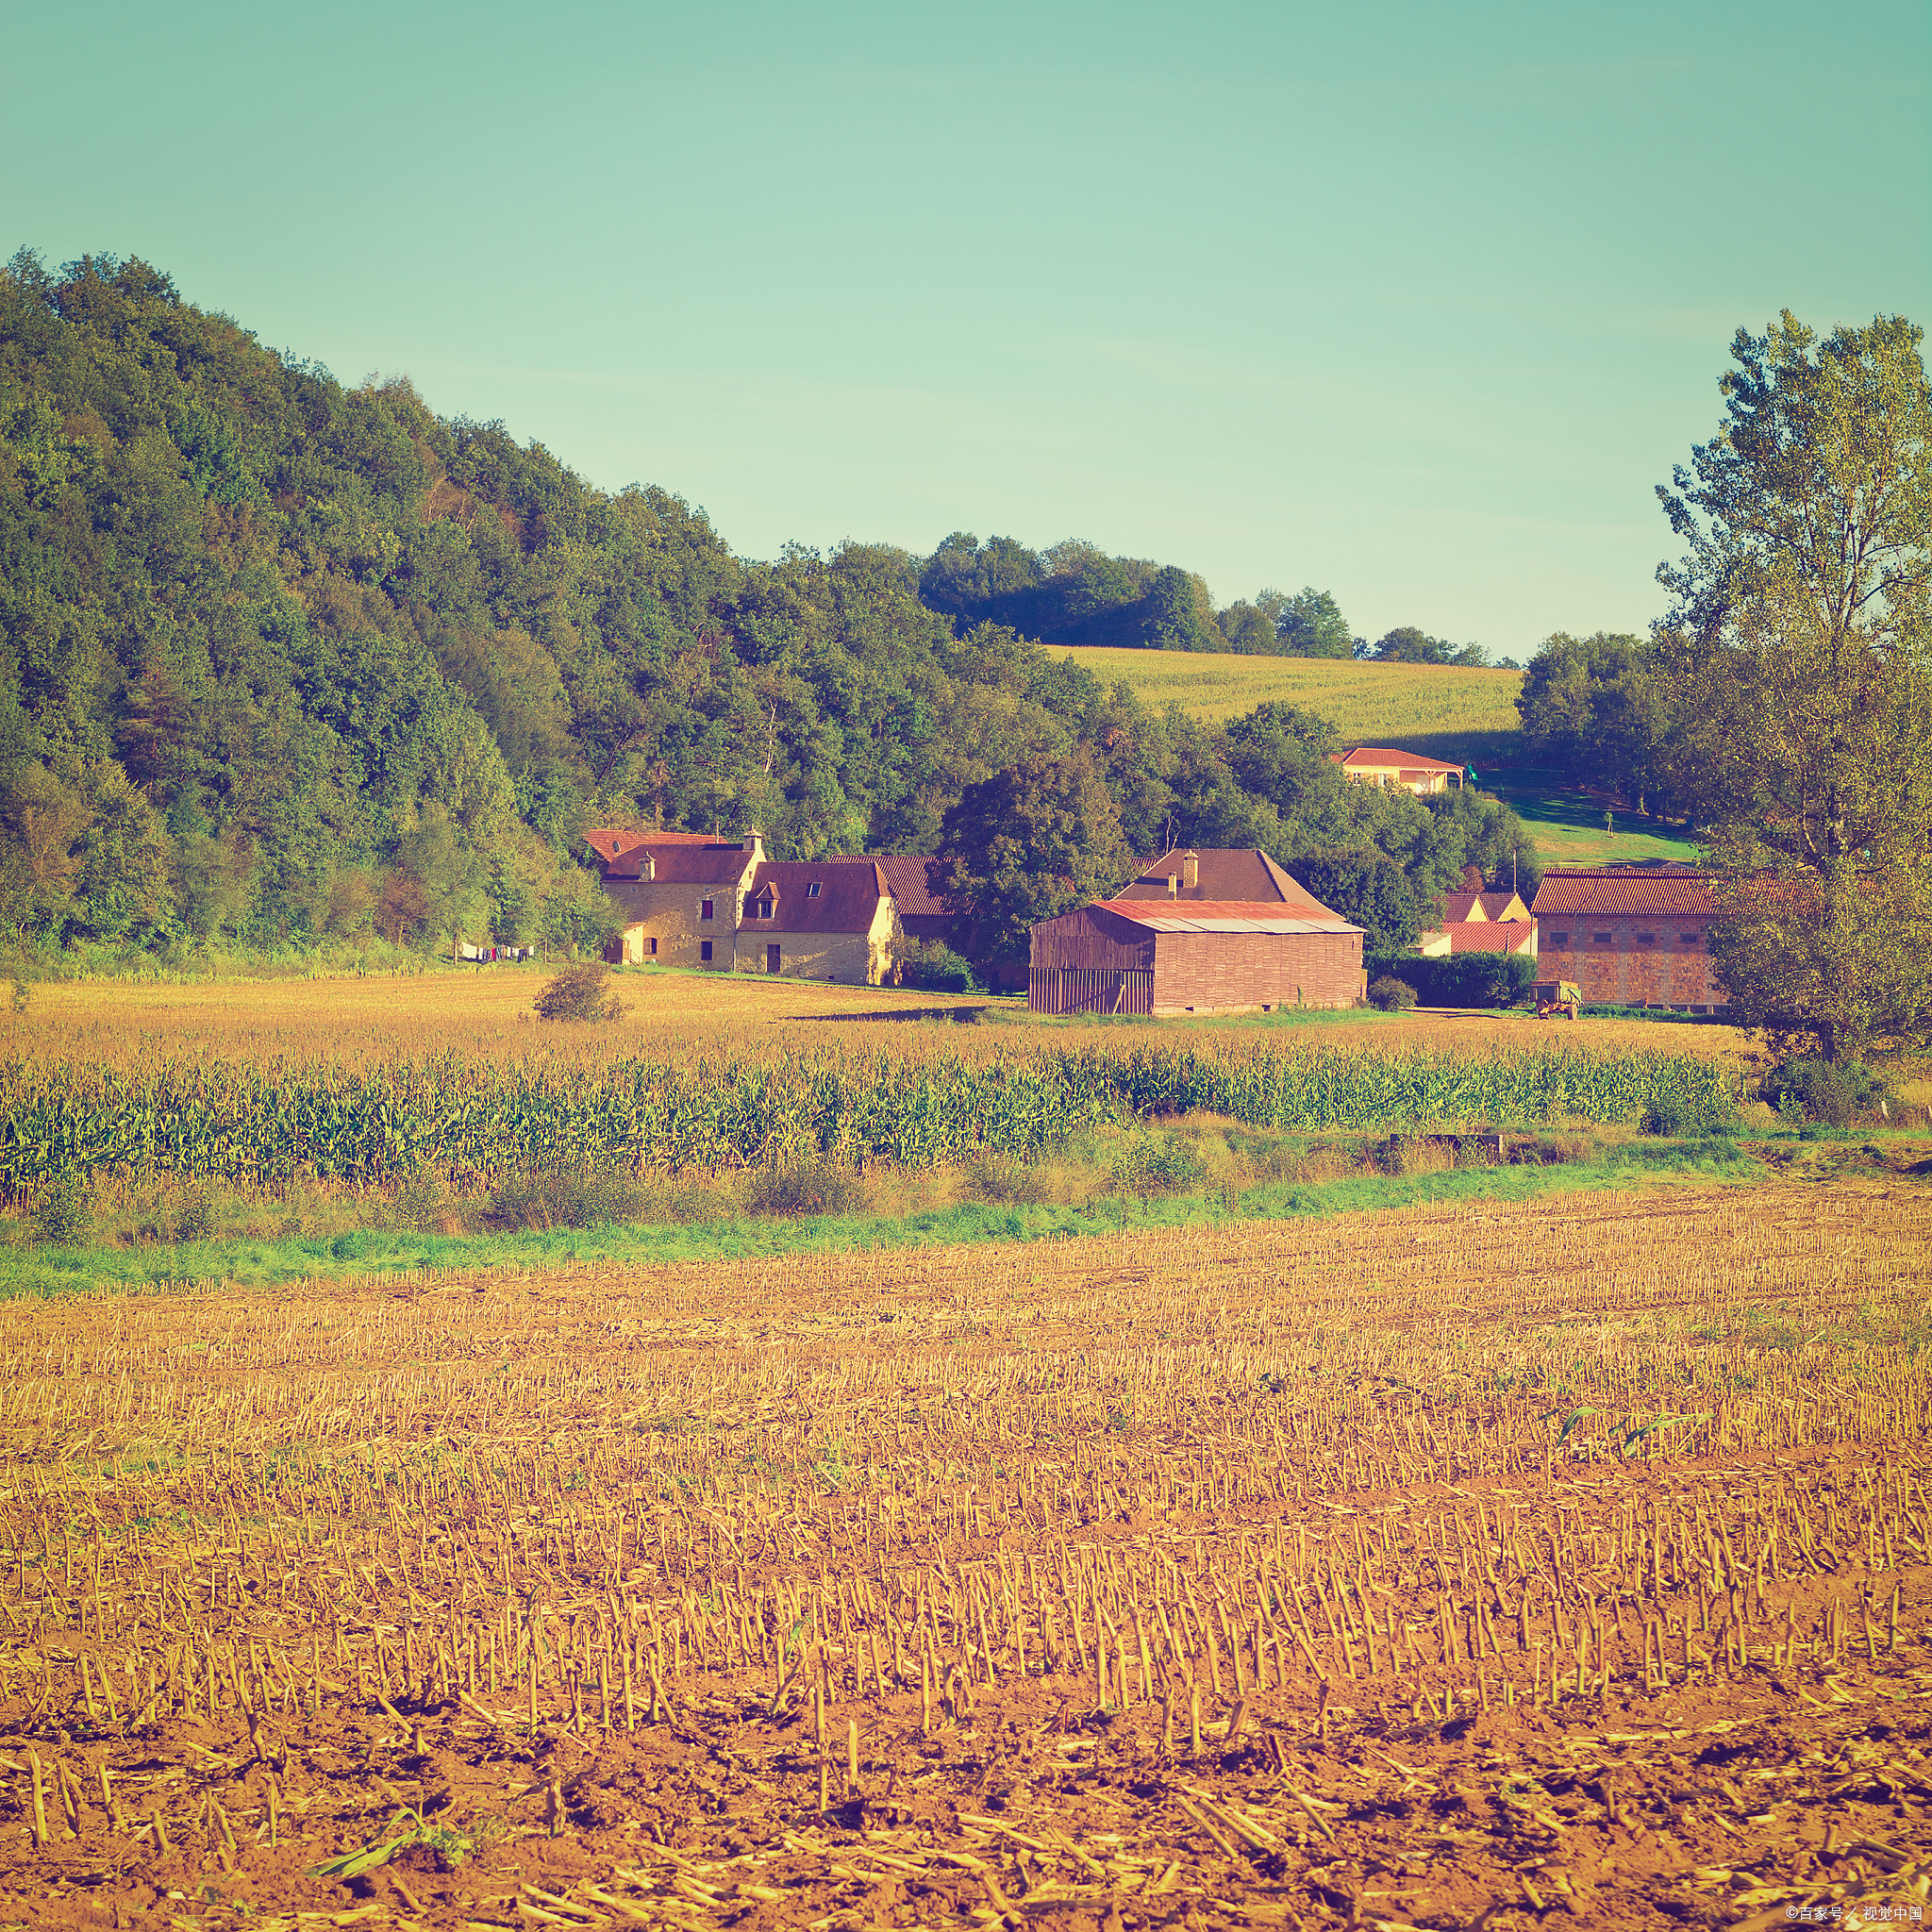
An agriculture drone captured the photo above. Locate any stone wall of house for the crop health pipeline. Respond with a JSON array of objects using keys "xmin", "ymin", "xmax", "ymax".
[
  {"xmin": 1534, "ymin": 915, "xmax": 1726, "ymax": 1006},
  {"xmin": 602, "ymin": 881, "xmax": 741, "ymax": 968}
]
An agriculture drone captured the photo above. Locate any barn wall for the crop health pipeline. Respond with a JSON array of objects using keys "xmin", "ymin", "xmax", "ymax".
[
  {"xmin": 1028, "ymin": 968, "xmax": 1154, "ymax": 1015},
  {"xmin": 1028, "ymin": 910, "xmax": 1156, "ymax": 974},
  {"xmin": 1150, "ymin": 932, "xmax": 1363, "ymax": 1013}
]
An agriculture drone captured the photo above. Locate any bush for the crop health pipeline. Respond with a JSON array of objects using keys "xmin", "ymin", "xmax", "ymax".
[
  {"xmin": 740, "ymin": 1156, "xmax": 868, "ymax": 1218},
  {"xmin": 1111, "ymin": 1134, "xmax": 1207, "ymax": 1196},
  {"xmin": 534, "ymin": 962, "xmax": 625, "ymax": 1024},
  {"xmin": 1364, "ymin": 952, "xmax": 1538, "ymax": 1009},
  {"xmin": 961, "ymin": 1149, "xmax": 1049, "ymax": 1203},
  {"xmin": 489, "ymin": 1167, "xmax": 647, "ymax": 1230},
  {"xmin": 1641, "ymin": 1090, "xmax": 1740, "ymax": 1136},
  {"xmin": 32, "ymin": 1170, "xmax": 91, "ymax": 1245},
  {"xmin": 1762, "ymin": 1058, "xmax": 1890, "ymax": 1127},
  {"xmin": 897, "ymin": 938, "xmax": 978, "ymax": 993},
  {"xmin": 175, "ymin": 1182, "xmax": 216, "ymax": 1241},
  {"xmin": 1367, "ymin": 974, "xmax": 1418, "ymax": 1012}
]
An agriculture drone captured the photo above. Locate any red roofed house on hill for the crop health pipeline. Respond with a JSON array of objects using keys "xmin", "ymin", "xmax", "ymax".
[
  {"xmin": 735, "ymin": 860, "xmax": 900, "ymax": 984},
  {"xmin": 1029, "ymin": 851, "xmax": 1363, "ymax": 1015},
  {"xmin": 1334, "ymin": 747, "xmax": 1467, "ymax": 795},
  {"xmin": 1529, "ymin": 862, "xmax": 1724, "ymax": 1009}
]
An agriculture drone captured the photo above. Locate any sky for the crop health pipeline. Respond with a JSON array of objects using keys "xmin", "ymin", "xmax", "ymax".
[{"xmin": 4, "ymin": 0, "xmax": 1927, "ymax": 657}]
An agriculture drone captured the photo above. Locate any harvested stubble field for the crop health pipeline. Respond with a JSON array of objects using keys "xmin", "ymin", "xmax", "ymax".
[{"xmin": 3, "ymin": 1177, "xmax": 1931, "ymax": 1930}]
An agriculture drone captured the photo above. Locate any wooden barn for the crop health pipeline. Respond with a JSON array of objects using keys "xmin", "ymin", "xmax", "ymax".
[{"xmin": 1028, "ymin": 898, "xmax": 1364, "ymax": 1016}]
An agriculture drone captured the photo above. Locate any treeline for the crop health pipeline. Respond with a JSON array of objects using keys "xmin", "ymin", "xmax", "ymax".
[{"xmin": 0, "ymin": 252, "xmax": 1530, "ymax": 964}]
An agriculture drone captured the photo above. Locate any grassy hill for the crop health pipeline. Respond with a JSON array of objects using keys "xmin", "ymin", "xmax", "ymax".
[{"xmin": 1058, "ymin": 646, "xmax": 1524, "ymax": 765}]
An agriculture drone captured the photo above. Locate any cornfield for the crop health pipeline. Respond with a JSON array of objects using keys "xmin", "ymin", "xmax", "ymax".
[
  {"xmin": 1, "ymin": 1179, "xmax": 1929, "ymax": 1925},
  {"xmin": 0, "ymin": 1042, "xmax": 1739, "ymax": 1190}
]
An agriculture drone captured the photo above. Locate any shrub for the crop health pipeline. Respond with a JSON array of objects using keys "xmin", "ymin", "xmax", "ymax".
[
  {"xmin": 961, "ymin": 1149, "xmax": 1048, "ymax": 1203},
  {"xmin": 1365, "ymin": 952, "xmax": 1538, "ymax": 1009},
  {"xmin": 1762, "ymin": 1058, "xmax": 1890, "ymax": 1127},
  {"xmin": 1368, "ymin": 974, "xmax": 1418, "ymax": 1012},
  {"xmin": 32, "ymin": 1170, "xmax": 91, "ymax": 1245},
  {"xmin": 897, "ymin": 938, "xmax": 979, "ymax": 994},
  {"xmin": 740, "ymin": 1156, "xmax": 868, "ymax": 1218},
  {"xmin": 489, "ymin": 1167, "xmax": 647, "ymax": 1230},
  {"xmin": 534, "ymin": 962, "xmax": 625, "ymax": 1024},
  {"xmin": 175, "ymin": 1182, "xmax": 215, "ymax": 1241},
  {"xmin": 1111, "ymin": 1135, "xmax": 1207, "ymax": 1196}
]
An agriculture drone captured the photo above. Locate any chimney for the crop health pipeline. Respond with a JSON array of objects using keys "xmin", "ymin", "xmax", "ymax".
[
  {"xmin": 642, "ymin": 853, "xmax": 655, "ymax": 883},
  {"xmin": 743, "ymin": 827, "xmax": 765, "ymax": 861},
  {"xmin": 1167, "ymin": 874, "xmax": 1179, "ymax": 899},
  {"xmin": 1181, "ymin": 850, "xmax": 1199, "ymax": 891}
]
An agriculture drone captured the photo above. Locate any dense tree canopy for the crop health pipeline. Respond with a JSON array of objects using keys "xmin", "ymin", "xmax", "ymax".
[
  {"xmin": 1653, "ymin": 311, "xmax": 1932, "ymax": 1058},
  {"xmin": 0, "ymin": 251, "xmax": 1528, "ymax": 965}
]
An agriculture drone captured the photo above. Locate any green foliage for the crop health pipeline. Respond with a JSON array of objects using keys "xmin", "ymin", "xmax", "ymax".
[
  {"xmin": 1761, "ymin": 1057, "xmax": 1891, "ymax": 1127},
  {"xmin": 739, "ymin": 1156, "xmax": 868, "ymax": 1218},
  {"xmin": 1368, "ymin": 951, "xmax": 1540, "ymax": 1009},
  {"xmin": 1516, "ymin": 631, "xmax": 1670, "ymax": 808},
  {"xmin": 1367, "ymin": 974, "xmax": 1417, "ymax": 1012},
  {"xmin": 1366, "ymin": 627, "xmax": 1490, "ymax": 667},
  {"xmin": 1655, "ymin": 310, "xmax": 1932, "ymax": 1061},
  {"xmin": 895, "ymin": 936, "xmax": 978, "ymax": 993},
  {"xmin": 31, "ymin": 1168, "xmax": 90, "ymax": 1244},
  {"xmin": 533, "ymin": 961, "xmax": 624, "ymax": 1023},
  {"xmin": 1289, "ymin": 851, "xmax": 1418, "ymax": 952},
  {"xmin": 932, "ymin": 751, "xmax": 1134, "ymax": 961},
  {"xmin": 488, "ymin": 1166, "xmax": 647, "ymax": 1230},
  {"xmin": 1111, "ymin": 1133, "xmax": 1207, "ymax": 1195}
]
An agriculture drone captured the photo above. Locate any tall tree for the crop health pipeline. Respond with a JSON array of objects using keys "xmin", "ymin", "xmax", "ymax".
[
  {"xmin": 932, "ymin": 752, "xmax": 1133, "ymax": 962},
  {"xmin": 1654, "ymin": 311, "xmax": 1932, "ymax": 1059},
  {"xmin": 1274, "ymin": 588, "xmax": 1354, "ymax": 659}
]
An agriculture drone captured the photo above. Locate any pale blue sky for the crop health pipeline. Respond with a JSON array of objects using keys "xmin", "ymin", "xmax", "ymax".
[{"xmin": 5, "ymin": 0, "xmax": 1927, "ymax": 654}]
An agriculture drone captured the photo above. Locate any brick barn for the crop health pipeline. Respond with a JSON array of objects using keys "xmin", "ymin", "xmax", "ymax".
[
  {"xmin": 1028, "ymin": 898, "xmax": 1364, "ymax": 1016},
  {"xmin": 1530, "ymin": 861, "xmax": 1725, "ymax": 1009}
]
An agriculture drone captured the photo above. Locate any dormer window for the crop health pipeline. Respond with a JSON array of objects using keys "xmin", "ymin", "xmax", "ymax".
[
  {"xmin": 807, "ymin": 880, "xmax": 822, "ymax": 899},
  {"xmin": 756, "ymin": 894, "xmax": 774, "ymax": 920}
]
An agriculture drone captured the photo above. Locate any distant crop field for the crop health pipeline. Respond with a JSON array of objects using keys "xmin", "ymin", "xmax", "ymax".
[{"xmin": 1060, "ymin": 645, "xmax": 1524, "ymax": 763}]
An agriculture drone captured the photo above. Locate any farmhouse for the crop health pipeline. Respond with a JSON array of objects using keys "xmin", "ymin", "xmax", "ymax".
[
  {"xmin": 734, "ymin": 860, "xmax": 899, "ymax": 984},
  {"xmin": 1334, "ymin": 746, "xmax": 1467, "ymax": 795},
  {"xmin": 1420, "ymin": 879, "xmax": 1538, "ymax": 958},
  {"xmin": 1029, "ymin": 894, "xmax": 1363, "ymax": 1016},
  {"xmin": 1530, "ymin": 861, "xmax": 1724, "ymax": 1008},
  {"xmin": 587, "ymin": 829, "xmax": 761, "ymax": 968}
]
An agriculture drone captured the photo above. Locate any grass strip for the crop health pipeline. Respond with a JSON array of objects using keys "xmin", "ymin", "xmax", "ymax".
[{"xmin": 0, "ymin": 1140, "xmax": 1757, "ymax": 1299}]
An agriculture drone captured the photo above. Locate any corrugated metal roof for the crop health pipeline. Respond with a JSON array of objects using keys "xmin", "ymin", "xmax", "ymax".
[
  {"xmin": 1436, "ymin": 920, "xmax": 1537, "ymax": 953},
  {"xmin": 1090, "ymin": 899, "xmax": 1362, "ymax": 936}
]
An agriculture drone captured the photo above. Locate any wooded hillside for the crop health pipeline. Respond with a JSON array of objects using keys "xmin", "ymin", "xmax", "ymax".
[{"xmin": 0, "ymin": 254, "xmax": 1529, "ymax": 959}]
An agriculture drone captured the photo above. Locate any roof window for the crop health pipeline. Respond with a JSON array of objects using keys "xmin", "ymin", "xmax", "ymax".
[{"xmin": 807, "ymin": 880, "xmax": 822, "ymax": 898}]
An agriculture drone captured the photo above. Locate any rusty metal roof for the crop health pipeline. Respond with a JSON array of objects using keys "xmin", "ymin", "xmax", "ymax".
[{"xmin": 1089, "ymin": 899, "xmax": 1362, "ymax": 936}]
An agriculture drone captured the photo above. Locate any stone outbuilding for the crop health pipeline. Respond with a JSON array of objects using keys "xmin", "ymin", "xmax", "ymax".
[
  {"xmin": 588, "ymin": 830, "xmax": 762, "ymax": 969},
  {"xmin": 1529, "ymin": 862, "xmax": 1724, "ymax": 1008}
]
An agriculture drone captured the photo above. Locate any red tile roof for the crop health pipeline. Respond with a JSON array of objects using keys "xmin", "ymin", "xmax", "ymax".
[
  {"xmin": 1436, "ymin": 919, "xmax": 1537, "ymax": 953},
  {"xmin": 1340, "ymin": 747, "xmax": 1466, "ymax": 774},
  {"xmin": 838, "ymin": 854, "xmax": 948, "ymax": 919},
  {"xmin": 1120, "ymin": 848, "xmax": 1340, "ymax": 917},
  {"xmin": 739, "ymin": 861, "xmax": 891, "ymax": 935},
  {"xmin": 1531, "ymin": 864, "xmax": 1715, "ymax": 918}
]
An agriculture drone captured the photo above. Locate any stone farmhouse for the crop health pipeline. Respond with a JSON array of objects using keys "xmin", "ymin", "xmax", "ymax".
[
  {"xmin": 585, "ymin": 831, "xmax": 899, "ymax": 984},
  {"xmin": 1334, "ymin": 746, "xmax": 1467, "ymax": 795},
  {"xmin": 1529, "ymin": 861, "xmax": 1724, "ymax": 1008},
  {"xmin": 1028, "ymin": 849, "xmax": 1363, "ymax": 1016}
]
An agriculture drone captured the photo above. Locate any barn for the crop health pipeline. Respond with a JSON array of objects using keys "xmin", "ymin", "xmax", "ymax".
[{"xmin": 1028, "ymin": 898, "xmax": 1364, "ymax": 1016}]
